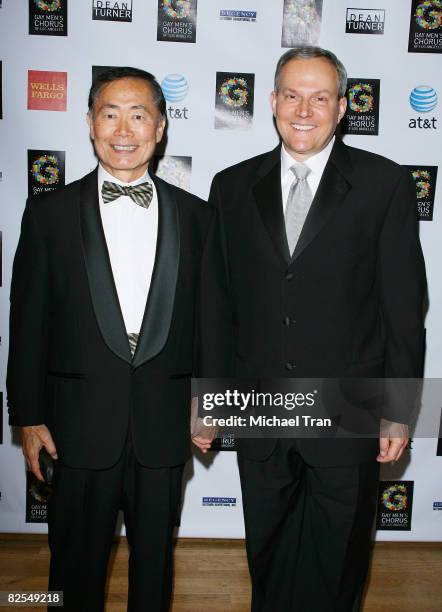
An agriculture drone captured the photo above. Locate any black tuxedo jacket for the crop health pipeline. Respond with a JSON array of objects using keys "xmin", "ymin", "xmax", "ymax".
[
  {"xmin": 7, "ymin": 168, "xmax": 212, "ymax": 469},
  {"xmin": 200, "ymin": 138, "xmax": 427, "ymax": 465}
]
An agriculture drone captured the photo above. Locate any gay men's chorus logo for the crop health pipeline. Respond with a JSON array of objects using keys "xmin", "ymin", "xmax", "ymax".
[
  {"xmin": 27, "ymin": 71, "xmax": 67, "ymax": 111},
  {"xmin": 157, "ymin": 0, "xmax": 197, "ymax": 43},
  {"xmin": 26, "ymin": 471, "xmax": 52, "ymax": 523},
  {"xmin": 28, "ymin": 150, "xmax": 66, "ymax": 197},
  {"xmin": 211, "ymin": 433, "xmax": 236, "ymax": 451},
  {"xmin": 341, "ymin": 78, "xmax": 380, "ymax": 135},
  {"xmin": 92, "ymin": 1, "xmax": 133, "ymax": 22},
  {"xmin": 408, "ymin": 0, "xmax": 442, "ymax": 53},
  {"xmin": 155, "ymin": 156, "xmax": 192, "ymax": 191},
  {"xmin": 282, "ymin": 0, "xmax": 322, "ymax": 47},
  {"xmin": 215, "ymin": 72, "xmax": 255, "ymax": 130},
  {"xmin": 405, "ymin": 165, "xmax": 438, "ymax": 220},
  {"xmin": 376, "ymin": 481, "xmax": 414, "ymax": 531},
  {"xmin": 346, "ymin": 8, "xmax": 385, "ymax": 34},
  {"xmin": 29, "ymin": 0, "xmax": 68, "ymax": 36},
  {"xmin": 161, "ymin": 74, "xmax": 189, "ymax": 120},
  {"xmin": 409, "ymin": 86, "xmax": 438, "ymax": 129}
]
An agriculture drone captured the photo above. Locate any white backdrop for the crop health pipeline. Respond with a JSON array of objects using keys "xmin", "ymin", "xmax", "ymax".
[{"xmin": 0, "ymin": 0, "xmax": 441, "ymax": 541}]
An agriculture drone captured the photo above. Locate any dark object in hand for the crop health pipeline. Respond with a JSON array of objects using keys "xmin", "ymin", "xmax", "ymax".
[{"xmin": 38, "ymin": 448, "xmax": 55, "ymax": 485}]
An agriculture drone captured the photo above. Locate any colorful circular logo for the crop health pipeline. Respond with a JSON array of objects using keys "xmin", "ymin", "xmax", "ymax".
[
  {"xmin": 412, "ymin": 170, "xmax": 431, "ymax": 199},
  {"xmin": 163, "ymin": 0, "xmax": 191, "ymax": 19},
  {"xmin": 409, "ymin": 86, "xmax": 438, "ymax": 113},
  {"xmin": 220, "ymin": 78, "xmax": 249, "ymax": 108},
  {"xmin": 348, "ymin": 83, "xmax": 374, "ymax": 113},
  {"xmin": 34, "ymin": 0, "xmax": 61, "ymax": 11},
  {"xmin": 32, "ymin": 155, "xmax": 60, "ymax": 185},
  {"xmin": 382, "ymin": 484, "xmax": 408, "ymax": 511},
  {"xmin": 161, "ymin": 74, "xmax": 189, "ymax": 102},
  {"xmin": 415, "ymin": 0, "xmax": 442, "ymax": 30}
]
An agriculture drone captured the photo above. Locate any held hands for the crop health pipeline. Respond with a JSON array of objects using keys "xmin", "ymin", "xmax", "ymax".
[
  {"xmin": 21, "ymin": 424, "xmax": 57, "ymax": 481},
  {"xmin": 377, "ymin": 418, "xmax": 409, "ymax": 464},
  {"xmin": 190, "ymin": 396, "xmax": 217, "ymax": 454}
]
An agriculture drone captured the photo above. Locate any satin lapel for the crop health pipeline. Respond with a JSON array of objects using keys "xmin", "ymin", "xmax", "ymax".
[
  {"xmin": 291, "ymin": 139, "xmax": 352, "ymax": 264},
  {"xmin": 79, "ymin": 169, "xmax": 132, "ymax": 364},
  {"xmin": 132, "ymin": 173, "xmax": 180, "ymax": 369},
  {"xmin": 253, "ymin": 147, "xmax": 291, "ymax": 264}
]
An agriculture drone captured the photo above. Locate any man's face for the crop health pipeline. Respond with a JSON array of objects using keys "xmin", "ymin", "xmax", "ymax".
[
  {"xmin": 271, "ymin": 57, "xmax": 347, "ymax": 162},
  {"xmin": 87, "ymin": 77, "xmax": 165, "ymax": 183}
]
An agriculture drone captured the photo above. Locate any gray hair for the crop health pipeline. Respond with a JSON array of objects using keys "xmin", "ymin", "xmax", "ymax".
[{"xmin": 274, "ymin": 46, "xmax": 348, "ymax": 99}]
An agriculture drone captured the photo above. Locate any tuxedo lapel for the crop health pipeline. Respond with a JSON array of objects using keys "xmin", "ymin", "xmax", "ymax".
[
  {"xmin": 79, "ymin": 169, "xmax": 132, "ymax": 364},
  {"xmin": 253, "ymin": 147, "xmax": 291, "ymax": 264},
  {"xmin": 132, "ymin": 173, "xmax": 180, "ymax": 369},
  {"xmin": 291, "ymin": 138, "xmax": 353, "ymax": 264}
]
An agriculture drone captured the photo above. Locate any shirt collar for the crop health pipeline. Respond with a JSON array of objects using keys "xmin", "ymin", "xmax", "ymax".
[
  {"xmin": 98, "ymin": 164, "xmax": 151, "ymax": 189},
  {"xmin": 281, "ymin": 136, "xmax": 335, "ymax": 179}
]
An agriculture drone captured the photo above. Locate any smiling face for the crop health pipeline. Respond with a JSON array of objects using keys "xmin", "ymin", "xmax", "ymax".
[
  {"xmin": 271, "ymin": 57, "xmax": 347, "ymax": 162},
  {"xmin": 87, "ymin": 77, "xmax": 165, "ymax": 183}
]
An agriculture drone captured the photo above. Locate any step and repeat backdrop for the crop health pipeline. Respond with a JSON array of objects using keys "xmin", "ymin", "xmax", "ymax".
[{"xmin": 0, "ymin": 0, "xmax": 441, "ymax": 540}]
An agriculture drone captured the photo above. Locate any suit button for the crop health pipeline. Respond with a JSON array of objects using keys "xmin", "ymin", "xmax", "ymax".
[
  {"xmin": 285, "ymin": 362, "xmax": 296, "ymax": 371},
  {"xmin": 285, "ymin": 273, "xmax": 294, "ymax": 280},
  {"xmin": 283, "ymin": 316, "xmax": 291, "ymax": 326}
]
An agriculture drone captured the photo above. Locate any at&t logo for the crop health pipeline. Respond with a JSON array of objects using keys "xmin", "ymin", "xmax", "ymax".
[
  {"xmin": 161, "ymin": 74, "xmax": 189, "ymax": 120},
  {"xmin": 409, "ymin": 85, "xmax": 438, "ymax": 129}
]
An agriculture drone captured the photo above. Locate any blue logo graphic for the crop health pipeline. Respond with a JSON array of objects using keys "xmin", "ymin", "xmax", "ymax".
[
  {"xmin": 409, "ymin": 86, "xmax": 438, "ymax": 113},
  {"xmin": 161, "ymin": 74, "xmax": 189, "ymax": 103}
]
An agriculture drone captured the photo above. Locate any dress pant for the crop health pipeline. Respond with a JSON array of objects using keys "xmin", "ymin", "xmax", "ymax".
[
  {"xmin": 47, "ymin": 436, "xmax": 183, "ymax": 612},
  {"xmin": 237, "ymin": 439, "xmax": 379, "ymax": 612}
]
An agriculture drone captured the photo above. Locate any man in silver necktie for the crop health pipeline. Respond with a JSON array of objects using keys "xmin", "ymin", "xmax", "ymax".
[
  {"xmin": 198, "ymin": 47, "xmax": 426, "ymax": 611},
  {"xmin": 8, "ymin": 66, "xmax": 212, "ymax": 611}
]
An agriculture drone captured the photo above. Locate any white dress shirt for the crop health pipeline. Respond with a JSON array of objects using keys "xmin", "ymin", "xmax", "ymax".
[
  {"xmin": 281, "ymin": 136, "xmax": 335, "ymax": 215},
  {"xmin": 98, "ymin": 164, "xmax": 158, "ymax": 336}
]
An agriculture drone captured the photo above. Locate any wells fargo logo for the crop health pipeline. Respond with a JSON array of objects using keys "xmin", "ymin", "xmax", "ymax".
[{"xmin": 27, "ymin": 70, "xmax": 67, "ymax": 111}]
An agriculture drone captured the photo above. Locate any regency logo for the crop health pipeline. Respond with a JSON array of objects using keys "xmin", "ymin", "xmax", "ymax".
[
  {"xmin": 202, "ymin": 497, "xmax": 237, "ymax": 507},
  {"xmin": 341, "ymin": 78, "xmax": 380, "ymax": 135},
  {"xmin": 220, "ymin": 9, "xmax": 257, "ymax": 22},
  {"xmin": 376, "ymin": 481, "xmax": 414, "ymax": 530},
  {"xmin": 92, "ymin": 1, "xmax": 133, "ymax": 22},
  {"xmin": 408, "ymin": 0, "xmax": 442, "ymax": 53},
  {"xmin": 409, "ymin": 86, "xmax": 438, "ymax": 129},
  {"xmin": 28, "ymin": 150, "xmax": 66, "ymax": 197},
  {"xmin": 29, "ymin": 0, "xmax": 67, "ymax": 36},
  {"xmin": 215, "ymin": 72, "xmax": 255, "ymax": 129},
  {"xmin": 346, "ymin": 8, "xmax": 385, "ymax": 34},
  {"xmin": 27, "ymin": 71, "xmax": 67, "ymax": 111},
  {"xmin": 157, "ymin": 0, "xmax": 197, "ymax": 43}
]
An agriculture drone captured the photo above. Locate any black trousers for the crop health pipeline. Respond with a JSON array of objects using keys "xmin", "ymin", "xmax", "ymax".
[
  {"xmin": 47, "ymin": 437, "xmax": 183, "ymax": 612},
  {"xmin": 238, "ymin": 440, "xmax": 379, "ymax": 612}
]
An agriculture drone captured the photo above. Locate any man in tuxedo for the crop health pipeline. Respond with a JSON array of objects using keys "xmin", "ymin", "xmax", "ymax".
[
  {"xmin": 197, "ymin": 47, "xmax": 427, "ymax": 611},
  {"xmin": 7, "ymin": 67, "xmax": 211, "ymax": 611}
]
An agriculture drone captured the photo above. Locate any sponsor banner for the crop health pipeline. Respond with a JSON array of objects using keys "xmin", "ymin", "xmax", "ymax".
[
  {"xmin": 220, "ymin": 9, "xmax": 256, "ymax": 22},
  {"xmin": 155, "ymin": 155, "xmax": 192, "ymax": 191},
  {"xmin": 434, "ymin": 501, "xmax": 442, "ymax": 510},
  {"xmin": 408, "ymin": 0, "xmax": 442, "ymax": 54},
  {"xmin": 25, "ymin": 471, "xmax": 52, "ymax": 523},
  {"xmin": 408, "ymin": 85, "xmax": 438, "ymax": 130},
  {"xmin": 29, "ymin": 0, "xmax": 68, "ymax": 37},
  {"xmin": 405, "ymin": 165, "xmax": 438, "ymax": 221},
  {"xmin": 202, "ymin": 497, "xmax": 237, "ymax": 507},
  {"xmin": 157, "ymin": 0, "xmax": 197, "ymax": 43},
  {"xmin": 92, "ymin": 0, "xmax": 133, "ymax": 22},
  {"xmin": 215, "ymin": 72, "xmax": 255, "ymax": 130},
  {"xmin": 27, "ymin": 70, "xmax": 67, "ymax": 112},
  {"xmin": 346, "ymin": 8, "xmax": 385, "ymax": 34},
  {"xmin": 210, "ymin": 433, "xmax": 237, "ymax": 451},
  {"xmin": 341, "ymin": 78, "xmax": 380, "ymax": 135},
  {"xmin": 28, "ymin": 150, "xmax": 65, "ymax": 198},
  {"xmin": 376, "ymin": 481, "xmax": 414, "ymax": 531},
  {"xmin": 282, "ymin": 0, "xmax": 322, "ymax": 47},
  {"xmin": 161, "ymin": 73, "xmax": 190, "ymax": 120}
]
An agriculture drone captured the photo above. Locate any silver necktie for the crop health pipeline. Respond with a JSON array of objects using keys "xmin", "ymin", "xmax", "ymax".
[{"xmin": 285, "ymin": 164, "xmax": 313, "ymax": 255}]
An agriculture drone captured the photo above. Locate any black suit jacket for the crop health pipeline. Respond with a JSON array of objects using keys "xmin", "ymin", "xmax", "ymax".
[
  {"xmin": 200, "ymin": 139, "xmax": 427, "ymax": 465},
  {"xmin": 7, "ymin": 168, "xmax": 212, "ymax": 469}
]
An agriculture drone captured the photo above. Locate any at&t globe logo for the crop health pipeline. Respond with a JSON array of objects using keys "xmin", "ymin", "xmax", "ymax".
[
  {"xmin": 409, "ymin": 85, "xmax": 438, "ymax": 129},
  {"xmin": 161, "ymin": 74, "xmax": 189, "ymax": 120}
]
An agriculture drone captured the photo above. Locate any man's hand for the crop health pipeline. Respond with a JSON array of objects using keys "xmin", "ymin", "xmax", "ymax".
[
  {"xmin": 190, "ymin": 396, "xmax": 217, "ymax": 454},
  {"xmin": 21, "ymin": 425, "xmax": 57, "ymax": 481},
  {"xmin": 377, "ymin": 418, "xmax": 409, "ymax": 464}
]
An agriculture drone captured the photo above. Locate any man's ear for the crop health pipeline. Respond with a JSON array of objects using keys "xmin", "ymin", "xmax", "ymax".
[
  {"xmin": 86, "ymin": 111, "xmax": 94, "ymax": 140},
  {"xmin": 156, "ymin": 116, "xmax": 166, "ymax": 144},
  {"xmin": 270, "ymin": 90, "xmax": 277, "ymax": 117},
  {"xmin": 337, "ymin": 96, "xmax": 347, "ymax": 123}
]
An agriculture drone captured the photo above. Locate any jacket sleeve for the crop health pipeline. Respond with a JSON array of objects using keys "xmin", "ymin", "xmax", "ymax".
[
  {"xmin": 377, "ymin": 167, "xmax": 427, "ymax": 422},
  {"xmin": 7, "ymin": 199, "xmax": 50, "ymax": 426}
]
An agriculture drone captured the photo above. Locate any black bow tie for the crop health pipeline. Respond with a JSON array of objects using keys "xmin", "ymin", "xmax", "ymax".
[{"xmin": 101, "ymin": 180, "xmax": 153, "ymax": 209}]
